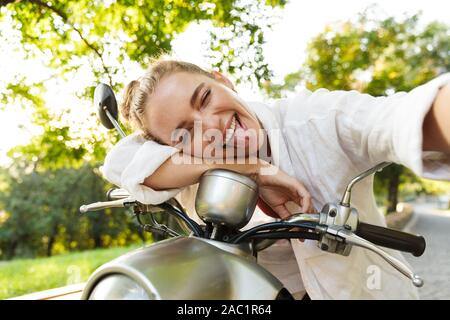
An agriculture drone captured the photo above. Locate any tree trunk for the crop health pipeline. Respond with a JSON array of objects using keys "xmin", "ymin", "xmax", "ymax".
[
  {"xmin": 46, "ymin": 236, "xmax": 55, "ymax": 257},
  {"xmin": 7, "ymin": 239, "xmax": 18, "ymax": 259},
  {"xmin": 46, "ymin": 224, "xmax": 58, "ymax": 257},
  {"xmin": 90, "ymin": 210, "xmax": 104, "ymax": 248},
  {"xmin": 387, "ymin": 172, "xmax": 400, "ymax": 213},
  {"xmin": 93, "ymin": 233, "xmax": 102, "ymax": 248}
]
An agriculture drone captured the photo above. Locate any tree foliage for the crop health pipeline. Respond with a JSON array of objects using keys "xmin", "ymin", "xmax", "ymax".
[{"xmin": 1, "ymin": 0, "xmax": 286, "ymax": 94}]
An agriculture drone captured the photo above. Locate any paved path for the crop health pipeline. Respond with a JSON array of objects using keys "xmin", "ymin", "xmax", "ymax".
[{"xmin": 404, "ymin": 203, "xmax": 450, "ymax": 300}]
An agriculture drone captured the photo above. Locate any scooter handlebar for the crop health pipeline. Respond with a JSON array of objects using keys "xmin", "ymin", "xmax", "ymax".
[
  {"xmin": 79, "ymin": 197, "xmax": 136, "ymax": 213},
  {"xmin": 355, "ymin": 222, "xmax": 426, "ymax": 257}
]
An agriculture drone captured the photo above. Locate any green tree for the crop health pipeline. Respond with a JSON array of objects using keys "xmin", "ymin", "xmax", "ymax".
[
  {"xmin": 0, "ymin": 163, "xmax": 146, "ymax": 259},
  {"xmin": 264, "ymin": 7, "xmax": 450, "ymax": 212}
]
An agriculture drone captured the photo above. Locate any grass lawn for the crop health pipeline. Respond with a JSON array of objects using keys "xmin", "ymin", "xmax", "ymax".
[{"xmin": 0, "ymin": 245, "xmax": 144, "ymax": 300}]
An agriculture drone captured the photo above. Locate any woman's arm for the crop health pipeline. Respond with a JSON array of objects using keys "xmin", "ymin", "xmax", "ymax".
[
  {"xmin": 143, "ymin": 153, "xmax": 314, "ymax": 215},
  {"xmin": 143, "ymin": 153, "xmax": 261, "ymax": 190},
  {"xmin": 286, "ymin": 72, "xmax": 450, "ymax": 181},
  {"xmin": 423, "ymin": 82, "xmax": 450, "ymax": 153},
  {"xmin": 103, "ymin": 135, "xmax": 312, "ymax": 212}
]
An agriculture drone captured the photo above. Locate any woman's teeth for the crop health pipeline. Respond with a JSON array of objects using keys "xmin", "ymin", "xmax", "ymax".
[{"xmin": 224, "ymin": 115, "xmax": 236, "ymax": 146}]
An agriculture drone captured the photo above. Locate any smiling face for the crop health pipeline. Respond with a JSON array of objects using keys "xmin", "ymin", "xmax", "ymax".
[{"xmin": 145, "ymin": 71, "xmax": 263, "ymax": 159}]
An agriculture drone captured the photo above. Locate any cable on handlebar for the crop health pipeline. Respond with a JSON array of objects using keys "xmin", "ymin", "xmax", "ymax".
[
  {"xmin": 247, "ymin": 231, "xmax": 320, "ymax": 241},
  {"xmin": 157, "ymin": 203, "xmax": 204, "ymax": 237},
  {"xmin": 136, "ymin": 214, "xmax": 180, "ymax": 238},
  {"xmin": 230, "ymin": 221, "xmax": 318, "ymax": 244}
]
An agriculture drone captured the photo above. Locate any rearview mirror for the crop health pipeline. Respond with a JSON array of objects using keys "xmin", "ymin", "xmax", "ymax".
[
  {"xmin": 94, "ymin": 83, "xmax": 118, "ymax": 130},
  {"xmin": 93, "ymin": 83, "xmax": 126, "ymax": 138}
]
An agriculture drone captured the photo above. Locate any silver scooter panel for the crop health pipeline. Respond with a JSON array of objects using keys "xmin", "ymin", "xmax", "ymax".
[{"xmin": 82, "ymin": 236, "xmax": 286, "ymax": 300}]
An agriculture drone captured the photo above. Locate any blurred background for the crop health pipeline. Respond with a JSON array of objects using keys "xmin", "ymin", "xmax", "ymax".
[{"xmin": 0, "ymin": 0, "xmax": 449, "ymax": 299}]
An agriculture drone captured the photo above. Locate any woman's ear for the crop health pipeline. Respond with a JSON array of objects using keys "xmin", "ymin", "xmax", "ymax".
[{"xmin": 211, "ymin": 70, "xmax": 235, "ymax": 91}]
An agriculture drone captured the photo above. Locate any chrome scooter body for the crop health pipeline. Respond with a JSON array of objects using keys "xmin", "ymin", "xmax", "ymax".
[{"xmin": 82, "ymin": 236, "xmax": 287, "ymax": 300}]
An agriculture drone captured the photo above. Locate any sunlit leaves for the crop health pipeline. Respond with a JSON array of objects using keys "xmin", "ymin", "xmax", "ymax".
[{"xmin": 1, "ymin": 0, "xmax": 285, "ymax": 92}]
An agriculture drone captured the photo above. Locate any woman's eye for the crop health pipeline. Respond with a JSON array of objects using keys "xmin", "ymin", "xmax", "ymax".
[{"xmin": 200, "ymin": 89, "xmax": 211, "ymax": 110}]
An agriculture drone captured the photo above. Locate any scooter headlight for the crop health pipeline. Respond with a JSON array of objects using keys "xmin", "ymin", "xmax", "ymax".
[{"xmin": 88, "ymin": 274, "xmax": 151, "ymax": 300}]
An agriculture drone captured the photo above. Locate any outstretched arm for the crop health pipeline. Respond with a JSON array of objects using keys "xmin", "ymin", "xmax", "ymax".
[
  {"xmin": 423, "ymin": 83, "xmax": 450, "ymax": 153},
  {"xmin": 287, "ymin": 72, "xmax": 450, "ymax": 181}
]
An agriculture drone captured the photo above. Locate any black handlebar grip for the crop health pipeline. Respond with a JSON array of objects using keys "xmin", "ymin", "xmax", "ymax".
[{"xmin": 355, "ymin": 222, "xmax": 426, "ymax": 257}]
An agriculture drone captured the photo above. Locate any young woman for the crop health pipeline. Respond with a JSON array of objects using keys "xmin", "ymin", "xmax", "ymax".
[{"xmin": 103, "ymin": 59, "xmax": 450, "ymax": 299}]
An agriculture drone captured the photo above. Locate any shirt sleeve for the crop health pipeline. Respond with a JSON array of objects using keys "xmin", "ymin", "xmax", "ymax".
[
  {"xmin": 293, "ymin": 73, "xmax": 450, "ymax": 180},
  {"xmin": 343, "ymin": 73, "xmax": 450, "ymax": 179},
  {"xmin": 101, "ymin": 132, "xmax": 182, "ymax": 204}
]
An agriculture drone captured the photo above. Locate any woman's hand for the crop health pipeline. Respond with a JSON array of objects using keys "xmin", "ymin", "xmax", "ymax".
[{"xmin": 254, "ymin": 162, "xmax": 314, "ymax": 219}]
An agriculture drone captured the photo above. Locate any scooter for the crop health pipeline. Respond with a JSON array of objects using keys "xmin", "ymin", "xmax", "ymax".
[{"xmin": 78, "ymin": 84, "xmax": 426, "ymax": 300}]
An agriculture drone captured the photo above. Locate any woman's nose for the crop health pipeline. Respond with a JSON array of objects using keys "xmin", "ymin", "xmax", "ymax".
[
  {"xmin": 194, "ymin": 112, "xmax": 221, "ymax": 132},
  {"xmin": 193, "ymin": 112, "xmax": 222, "ymax": 142}
]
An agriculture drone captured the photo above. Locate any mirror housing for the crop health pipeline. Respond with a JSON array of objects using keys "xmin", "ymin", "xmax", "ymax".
[{"xmin": 94, "ymin": 83, "xmax": 118, "ymax": 130}]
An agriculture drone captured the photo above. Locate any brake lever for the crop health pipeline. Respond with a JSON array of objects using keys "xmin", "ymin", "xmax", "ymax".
[{"xmin": 336, "ymin": 228, "xmax": 424, "ymax": 288}]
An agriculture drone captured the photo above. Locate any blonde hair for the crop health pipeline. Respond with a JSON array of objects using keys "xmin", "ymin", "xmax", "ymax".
[{"xmin": 120, "ymin": 58, "xmax": 214, "ymax": 141}]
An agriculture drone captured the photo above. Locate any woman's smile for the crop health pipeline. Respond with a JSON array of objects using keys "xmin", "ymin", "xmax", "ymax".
[
  {"xmin": 223, "ymin": 113, "xmax": 236, "ymax": 147},
  {"xmin": 223, "ymin": 112, "xmax": 251, "ymax": 148}
]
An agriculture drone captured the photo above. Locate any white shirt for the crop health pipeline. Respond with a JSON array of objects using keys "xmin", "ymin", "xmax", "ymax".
[{"xmin": 102, "ymin": 73, "xmax": 450, "ymax": 299}]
